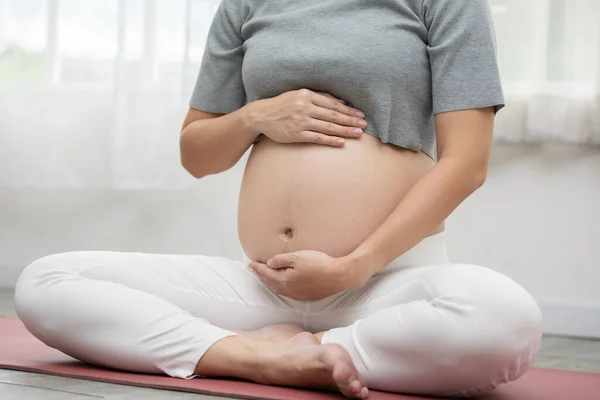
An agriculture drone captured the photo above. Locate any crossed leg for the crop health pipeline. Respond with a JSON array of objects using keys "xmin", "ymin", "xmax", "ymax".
[{"xmin": 14, "ymin": 249, "xmax": 543, "ymax": 398}]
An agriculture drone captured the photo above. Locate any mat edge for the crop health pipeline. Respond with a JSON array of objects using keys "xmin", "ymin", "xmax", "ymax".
[{"xmin": 0, "ymin": 363, "xmax": 283, "ymax": 400}]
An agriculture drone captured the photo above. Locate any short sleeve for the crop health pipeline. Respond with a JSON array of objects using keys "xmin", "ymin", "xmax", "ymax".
[
  {"xmin": 422, "ymin": 0, "xmax": 505, "ymax": 115},
  {"xmin": 189, "ymin": 0, "xmax": 247, "ymax": 114}
]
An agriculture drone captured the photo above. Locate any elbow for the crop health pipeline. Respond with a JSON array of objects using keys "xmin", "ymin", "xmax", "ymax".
[
  {"xmin": 179, "ymin": 128, "xmax": 207, "ymax": 179},
  {"xmin": 179, "ymin": 128, "xmax": 235, "ymax": 179},
  {"xmin": 443, "ymin": 156, "xmax": 488, "ymax": 193},
  {"xmin": 456, "ymin": 167, "xmax": 487, "ymax": 197},
  {"xmin": 180, "ymin": 157, "xmax": 205, "ymax": 179},
  {"xmin": 468, "ymin": 161, "xmax": 488, "ymax": 191},
  {"xmin": 180, "ymin": 146, "xmax": 212, "ymax": 180},
  {"xmin": 472, "ymin": 169, "xmax": 487, "ymax": 190}
]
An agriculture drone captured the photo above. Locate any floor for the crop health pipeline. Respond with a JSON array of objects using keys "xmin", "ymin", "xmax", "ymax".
[{"xmin": 1, "ymin": 290, "xmax": 600, "ymax": 399}]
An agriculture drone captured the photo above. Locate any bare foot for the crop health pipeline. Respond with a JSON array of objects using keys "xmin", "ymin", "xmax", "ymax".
[
  {"xmin": 233, "ymin": 323, "xmax": 307, "ymax": 342},
  {"xmin": 253, "ymin": 332, "xmax": 369, "ymax": 399}
]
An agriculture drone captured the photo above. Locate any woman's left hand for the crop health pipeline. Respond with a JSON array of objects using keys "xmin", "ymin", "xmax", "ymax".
[{"xmin": 248, "ymin": 250, "xmax": 369, "ymax": 301}]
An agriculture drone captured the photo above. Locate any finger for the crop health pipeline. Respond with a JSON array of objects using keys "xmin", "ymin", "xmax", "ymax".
[
  {"xmin": 253, "ymin": 268, "xmax": 288, "ymax": 296},
  {"xmin": 257, "ymin": 273, "xmax": 277, "ymax": 290},
  {"xmin": 250, "ymin": 262, "xmax": 281, "ymax": 282},
  {"xmin": 298, "ymin": 131, "xmax": 345, "ymax": 147},
  {"xmin": 267, "ymin": 253, "xmax": 296, "ymax": 269},
  {"xmin": 308, "ymin": 118, "xmax": 364, "ymax": 139},
  {"xmin": 310, "ymin": 105, "xmax": 366, "ymax": 129},
  {"xmin": 310, "ymin": 92, "xmax": 364, "ymax": 118},
  {"xmin": 314, "ymin": 91, "xmax": 346, "ymax": 104}
]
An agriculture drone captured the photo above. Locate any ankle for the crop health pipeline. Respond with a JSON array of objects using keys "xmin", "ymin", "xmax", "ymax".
[{"xmin": 194, "ymin": 335, "xmax": 266, "ymax": 378}]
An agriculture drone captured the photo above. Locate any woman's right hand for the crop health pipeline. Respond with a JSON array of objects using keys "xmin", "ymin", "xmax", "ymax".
[{"xmin": 249, "ymin": 88, "xmax": 367, "ymax": 147}]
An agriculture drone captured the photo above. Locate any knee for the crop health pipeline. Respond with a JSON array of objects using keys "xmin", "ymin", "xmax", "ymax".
[
  {"xmin": 14, "ymin": 252, "xmax": 85, "ymax": 326},
  {"xmin": 447, "ymin": 264, "xmax": 544, "ymax": 387},
  {"xmin": 471, "ymin": 265, "xmax": 543, "ymax": 351},
  {"xmin": 490, "ymin": 290, "xmax": 543, "ymax": 382},
  {"xmin": 446, "ymin": 264, "xmax": 543, "ymax": 338},
  {"xmin": 468, "ymin": 303, "xmax": 542, "ymax": 390}
]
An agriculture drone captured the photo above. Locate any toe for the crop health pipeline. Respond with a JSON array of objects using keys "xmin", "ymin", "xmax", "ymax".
[
  {"xmin": 332, "ymin": 362, "xmax": 356, "ymax": 398},
  {"xmin": 325, "ymin": 344, "xmax": 367, "ymax": 399},
  {"xmin": 360, "ymin": 387, "xmax": 369, "ymax": 399},
  {"xmin": 349, "ymin": 380, "xmax": 362, "ymax": 396},
  {"xmin": 332, "ymin": 359, "xmax": 368, "ymax": 399}
]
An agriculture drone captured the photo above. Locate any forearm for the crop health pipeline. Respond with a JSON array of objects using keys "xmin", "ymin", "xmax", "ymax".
[
  {"xmin": 180, "ymin": 102, "xmax": 262, "ymax": 178},
  {"xmin": 349, "ymin": 157, "xmax": 486, "ymax": 276}
]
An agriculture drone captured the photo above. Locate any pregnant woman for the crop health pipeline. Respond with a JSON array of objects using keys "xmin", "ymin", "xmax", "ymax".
[{"xmin": 15, "ymin": 0, "xmax": 543, "ymax": 398}]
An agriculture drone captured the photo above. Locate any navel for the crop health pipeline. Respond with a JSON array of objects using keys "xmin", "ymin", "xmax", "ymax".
[{"xmin": 280, "ymin": 227, "xmax": 294, "ymax": 241}]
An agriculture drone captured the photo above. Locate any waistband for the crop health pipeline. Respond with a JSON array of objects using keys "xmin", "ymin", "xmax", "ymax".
[{"xmin": 242, "ymin": 232, "xmax": 449, "ymax": 273}]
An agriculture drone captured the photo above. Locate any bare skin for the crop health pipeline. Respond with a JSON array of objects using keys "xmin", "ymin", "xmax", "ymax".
[{"xmin": 195, "ymin": 328, "xmax": 369, "ymax": 399}]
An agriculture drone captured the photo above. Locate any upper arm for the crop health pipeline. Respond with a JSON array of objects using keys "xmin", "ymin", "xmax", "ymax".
[
  {"xmin": 423, "ymin": 0, "xmax": 503, "ymax": 169},
  {"xmin": 188, "ymin": 0, "xmax": 247, "ymax": 115},
  {"xmin": 435, "ymin": 108, "xmax": 495, "ymax": 172}
]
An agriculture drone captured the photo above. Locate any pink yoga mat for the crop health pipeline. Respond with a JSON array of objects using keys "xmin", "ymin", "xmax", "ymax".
[{"xmin": 1, "ymin": 318, "xmax": 599, "ymax": 399}]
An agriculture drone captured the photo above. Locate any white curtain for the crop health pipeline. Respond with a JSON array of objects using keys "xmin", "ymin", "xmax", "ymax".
[
  {"xmin": 492, "ymin": 0, "xmax": 600, "ymax": 144},
  {"xmin": 0, "ymin": 0, "xmax": 599, "ymax": 189},
  {"xmin": 0, "ymin": 0, "xmax": 220, "ymax": 189}
]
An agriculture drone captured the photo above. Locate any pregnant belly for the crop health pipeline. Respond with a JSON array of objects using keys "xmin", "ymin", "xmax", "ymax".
[{"xmin": 238, "ymin": 133, "xmax": 438, "ymax": 263}]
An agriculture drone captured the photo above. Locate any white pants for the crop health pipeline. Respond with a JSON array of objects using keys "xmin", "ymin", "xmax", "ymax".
[{"xmin": 14, "ymin": 233, "xmax": 543, "ymax": 397}]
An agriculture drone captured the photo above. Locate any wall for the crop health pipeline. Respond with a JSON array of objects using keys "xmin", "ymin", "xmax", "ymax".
[
  {"xmin": 1, "ymin": 143, "xmax": 599, "ymax": 337},
  {"xmin": 447, "ymin": 143, "xmax": 600, "ymax": 338}
]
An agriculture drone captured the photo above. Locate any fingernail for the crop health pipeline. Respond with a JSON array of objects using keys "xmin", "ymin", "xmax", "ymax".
[
  {"xmin": 356, "ymin": 111, "xmax": 365, "ymax": 118},
  {"xmin": 336, "ymin": 138, "xmax": 345, "ymax": 145},
  {"xmin": 353, "ymin": 128, "xmax": 362, "ymax": 135},
  {"xmin": 361, "ymin": 387, "xmax": 369, "ymax": 399},
  {"xmin": 359, "ymin": 119, "xmax": 367, "ymax": 127},
  {"xmin": 266, "ymin": 259, "xmax": 273, "ymax": 267}
]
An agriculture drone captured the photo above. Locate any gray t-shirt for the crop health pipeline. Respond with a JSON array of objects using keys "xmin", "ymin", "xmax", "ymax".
[{"xmin": 189, "ymin": 0, "xmax": 505, "ymax": 160}]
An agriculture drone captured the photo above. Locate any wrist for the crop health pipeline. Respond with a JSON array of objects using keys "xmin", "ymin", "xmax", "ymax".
[
  {"xmin": 338, "ymin": 250, "xmax": 378, "ymax": 289},
  {"xmin": 240, "ymin": 100, "xmax": 264, "ymax": 140},
  {"xmin": 347, "ymin": 246, "xmax": 389, "ymax": 282}
]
